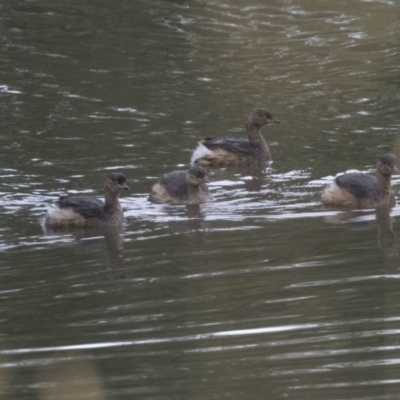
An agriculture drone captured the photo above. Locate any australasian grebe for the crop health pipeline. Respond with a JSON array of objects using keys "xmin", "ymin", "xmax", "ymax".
[
  {"xmin": 190, "ymin": 108, "xmax": 281, "ymax": 166},
  {"xmin": 149, "ymin": 164, "xmax": 212, "ymax": 205},
  {"xmin": 44, "ymin": 172, "xmax": 130, "ymax": 228},
  {"xmin": 321, "ymin": 154, "xmax": 397, "ymax": 208}
]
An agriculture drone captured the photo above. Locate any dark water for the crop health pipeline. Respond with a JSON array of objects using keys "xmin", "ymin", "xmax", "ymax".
[{"xmin": 1, "ymin": 0, "xmax": 400, "ymax": 399}]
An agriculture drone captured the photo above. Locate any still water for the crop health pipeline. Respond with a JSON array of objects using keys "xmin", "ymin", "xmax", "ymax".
[{"xmin": 1, "ymin": 0, "xmax": 400, "ymax": 399}]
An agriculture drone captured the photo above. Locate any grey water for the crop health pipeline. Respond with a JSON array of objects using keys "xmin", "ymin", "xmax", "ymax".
[{"xmin": 1, "ymin": 0, "xmax": 400, "ymax": 399}]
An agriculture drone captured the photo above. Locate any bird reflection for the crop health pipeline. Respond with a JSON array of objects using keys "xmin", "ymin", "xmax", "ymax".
[
  {"xmin": 158, "ymin": 204, "xmax": 210, "ymax": 243},
  {"xmin": 322, "ymin": 206, "xmax": 398, "ymax": 257},
  {"xmin": 42, "ymin": 225, "xmax": 126, "ymax": 279},
  {"xmin": 375, "ymin": 206, "xmax": 397, "ymax": 257}
]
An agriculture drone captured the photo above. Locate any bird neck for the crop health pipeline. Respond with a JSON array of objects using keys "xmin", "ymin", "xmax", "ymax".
[
  {"xmin": 104, "ymin": 188, "xmax": 121, "ymax": 209},
  {"xmin": 376, "ymin": 170, "xmax": 392, "ymax": 195},
  {"xmin": 185, "ymin": 173, "xmax": 205, "ymax": 203},
  {"xmin": 246, "ymin": 123, "xmax": 268, "ymax": 149},
  {"xmin": 185, "ymin": 172, "xmax": 200, "ymax": 188}
]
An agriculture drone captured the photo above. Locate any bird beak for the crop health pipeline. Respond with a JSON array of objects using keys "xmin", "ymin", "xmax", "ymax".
[
  {"xmin": 270, "ymin": 118, "xmax": 281, "ymax": 124},
  {"xmin": 121, "ymin": 182, "xmax": 130, "ymax": 190},
  {"xmin": 394, "ymin": 166, "xmax": 399, "ymax": 174}
]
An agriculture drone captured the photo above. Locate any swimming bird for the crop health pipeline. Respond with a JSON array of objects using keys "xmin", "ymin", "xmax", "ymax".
[
  {"xmin": 190, "ymin": 108, "xmax": 281, "ymax": 166},
  {"xmin": 321, "ymin": 154, "xmax": 397, "ymax": 208},
  {"xmin": 149, "ymin": 164, "xmax": 212, "ymax": 205},
  {"xmin": 44, "ymin": 172, "xmax": 129, "ymax": 228}
]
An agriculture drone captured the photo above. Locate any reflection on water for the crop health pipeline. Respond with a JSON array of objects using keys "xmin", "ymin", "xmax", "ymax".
[
  {"xmin": 376, "ymin": 207, "xmax": 398, "ymax": 257},
  {"xmin": 323, "ymin": 206, "xmax": 399, "ymax": 258},
  {"xmin": 43, "ymin": 225, "xmax": 127, "ymax": 280},
  {"xmin": 2, "ymin": 0, "xmax": 400, "ymax": 399}
]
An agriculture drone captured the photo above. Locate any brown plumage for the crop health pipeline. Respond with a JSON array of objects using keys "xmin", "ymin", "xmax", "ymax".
[
  {"xmin": 149, "ymin": 164, "xmax": 212, "ymax": 205},
  {"xmin": 190, "ymin": 108, "xmax": 281, "ymax": 167},
  {"xmin": 44, "ymin": 172, "xmax": 130, "ymax": 228},
  {"xmin": 321, "ymin": 154, "xmax": 397, "ymax": 208}
]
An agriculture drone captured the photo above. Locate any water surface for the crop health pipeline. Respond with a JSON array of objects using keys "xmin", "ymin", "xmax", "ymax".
[{"xmin": 1, "ymin": 0, "xmax": 400, "ymax": 399}]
